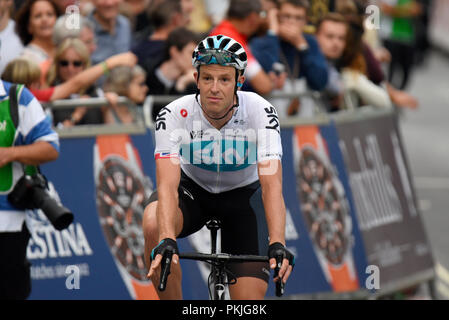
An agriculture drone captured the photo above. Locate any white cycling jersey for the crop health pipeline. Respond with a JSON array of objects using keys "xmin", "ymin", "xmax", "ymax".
[{"xmin": 154, "ymin": 91, "xmax": 282, "ymax": 193}]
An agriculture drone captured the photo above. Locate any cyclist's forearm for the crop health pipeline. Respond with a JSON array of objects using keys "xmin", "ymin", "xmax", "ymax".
[
  {"xmin": 258, "ymin": 160, "xmax": 286, "ymax": 244},
  {"xmin": 260, "ymin": 176, "xmax": 286, "ymax": 245},
  {"xmin": 156, "ymin": 188, "xmax": 179, "ymax": 240},
  {"xmin": 263, "ymin": 190, "xmax": 286, "ymax": 245}
]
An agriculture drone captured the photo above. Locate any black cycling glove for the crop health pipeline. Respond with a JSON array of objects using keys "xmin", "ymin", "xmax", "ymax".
[
  {"xmin": 150, "ymin": 238, "xmax": 179, "ymax": 262},
  {"xmin": 268, "ymin": 242, "xmax": 295, "ymax": 269}
]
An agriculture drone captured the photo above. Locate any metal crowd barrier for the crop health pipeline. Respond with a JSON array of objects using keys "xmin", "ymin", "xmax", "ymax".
[{"xmin": 42, "ymin": 91, "xmax": 391, "ymax": 133}]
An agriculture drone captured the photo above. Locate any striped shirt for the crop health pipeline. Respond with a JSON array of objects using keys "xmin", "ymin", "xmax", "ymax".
[{"xmin": 0, "ymin": 81, "xmax": 59, "ymax": 232}]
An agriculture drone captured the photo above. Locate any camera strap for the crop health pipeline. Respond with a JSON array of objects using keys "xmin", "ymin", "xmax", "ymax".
[
  {"xmin": 9, "ymin": 84, "xmax": 19, "ymax": 129},
  {"xmin": 8, "ymin": 84, "xmax": 39, "ymax": 176}
]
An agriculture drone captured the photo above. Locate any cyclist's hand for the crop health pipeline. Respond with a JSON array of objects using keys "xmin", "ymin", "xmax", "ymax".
[
  {"xmin": 268, "ymin": 242, "xmax": 295, "ymax": 284},
  {"xmin": 147, "ymin": 238, "xmax": 179, "ymax": 279}
]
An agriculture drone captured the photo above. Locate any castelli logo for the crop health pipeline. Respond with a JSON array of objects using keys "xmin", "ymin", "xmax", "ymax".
[{"xmin": 180, "ymin": 109, "xmax": 188, "ymax": 118}]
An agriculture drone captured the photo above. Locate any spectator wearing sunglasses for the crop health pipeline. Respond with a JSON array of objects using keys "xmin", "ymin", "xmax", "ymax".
[{"xmin": 46, "ymin": 38, "xmax": 105, "ymax": 127}]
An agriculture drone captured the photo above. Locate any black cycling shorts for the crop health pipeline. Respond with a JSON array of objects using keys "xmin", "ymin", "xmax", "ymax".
[{"xmin": 147, "ymin": 171, "xmax": 270, "ymax": 283}]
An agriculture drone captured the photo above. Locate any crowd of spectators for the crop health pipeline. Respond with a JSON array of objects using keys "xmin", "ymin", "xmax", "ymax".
[{"xmin": 1, "ymin": 0, "xmax": 430, "ymax": 124}]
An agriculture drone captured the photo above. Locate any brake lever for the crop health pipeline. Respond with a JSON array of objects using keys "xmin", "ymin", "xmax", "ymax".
[
  {"xmin": 274, "ymin": 253, "xmax": 285, "ymax": 297},
  {"xmin": 158, "ymin": 250, "xmax": 173, "ymax": 292}
]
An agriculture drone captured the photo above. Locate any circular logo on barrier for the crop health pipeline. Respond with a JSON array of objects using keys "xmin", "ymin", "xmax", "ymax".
[
  {"xmin": 95, "ymin": 156, "xmax": 153, "ymax": 282},
  {"xmin": 180, "ymin": 109, "xmax": 188, "ymax": 118},
  {"xmin": 297, "ymin": 147, "xmax": 350, "ymax": 266}
]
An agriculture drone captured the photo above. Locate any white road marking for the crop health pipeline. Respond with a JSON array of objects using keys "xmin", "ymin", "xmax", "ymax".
[
  {"xmin": 435, "ymin": 263, "xmax": 449, "ymax": 299},
  {"xmin": 436, "ymin": 281, "xmax": 449, "ymax": 299},
  {"xmin": 436, "ymin": 263, "xmax": 449, "ymax": 285}
]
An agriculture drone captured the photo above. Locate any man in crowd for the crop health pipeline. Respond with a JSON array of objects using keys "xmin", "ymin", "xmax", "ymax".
[
  {"xmin": 209, "ymin": 0, "xmax": 285, "ymax": 95},
  {"xmin": 132, "ymin": 0, "xmax": 188, "ymax": 75},
  {"xmin": 87, "ymin": 0, "xmax": 132, "ymax": 65},
  {"xmin": 315, "ymin": 12, "xmax": 347, "ymax": 112},
  {"xmin": 251, "ymin": 0, "xmax": 328, "ymax": 117}
]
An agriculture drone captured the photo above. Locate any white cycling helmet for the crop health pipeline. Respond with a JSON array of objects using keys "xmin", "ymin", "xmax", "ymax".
[{"xmin": 192, "ymin": 35, "xmax": 247, "ymax": 73}]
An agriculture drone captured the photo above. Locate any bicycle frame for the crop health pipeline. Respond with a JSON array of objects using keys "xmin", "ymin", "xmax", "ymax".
[{"xmin": 207, "ymin": 219, "xmax": 224, "ymax": 300}]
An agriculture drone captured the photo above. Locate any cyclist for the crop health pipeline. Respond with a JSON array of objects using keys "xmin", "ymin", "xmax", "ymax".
[{"xmin": 143, "ymin": 34, "xmax": 295, "ymax": 300}]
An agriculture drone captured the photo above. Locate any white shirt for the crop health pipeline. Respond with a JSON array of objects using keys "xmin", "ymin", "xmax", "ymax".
[
  {"xmin": 154, "ymin": 91, "xmax": 283, "ymax": 193},
  {"xmin": 341, "ymin": 69, "xmax": 393, "ymax": 109},
  {"xmin": 0, "ymin": 20, "xmax": 24, "ymax": 75}
]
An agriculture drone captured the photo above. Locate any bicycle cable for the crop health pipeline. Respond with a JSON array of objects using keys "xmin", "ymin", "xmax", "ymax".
[{"xmin": 205, "ymin": 261, "xmax": 240, "ymax": 299}]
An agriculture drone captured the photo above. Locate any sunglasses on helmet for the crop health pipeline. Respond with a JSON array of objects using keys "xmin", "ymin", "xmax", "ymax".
[{"xmin": 195, "ymin": 49, "xmax": 238, "ymax": 66}]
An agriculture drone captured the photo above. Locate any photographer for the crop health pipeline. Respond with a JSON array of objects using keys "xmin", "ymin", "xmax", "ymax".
[{"xmin": 0, "ymin": 79, "xmax": 59, "ymax": 299}]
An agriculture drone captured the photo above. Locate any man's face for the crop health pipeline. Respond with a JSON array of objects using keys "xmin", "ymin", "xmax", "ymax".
[
  {"xmin": 278, "ymin": 3, "xmax": 307, "ymax": 33},
  {"xmin": 195, "ymin": 64, "xmax": 242, "ymax": 118},
  {"xmin": 93, "ymin": 0, "xmax": 121, "ymax": 21},
  {"xmin": 316, "ymin": 20, "xmax": 347, "ymax": 60},
  {"xmin": 79, "ymin": 27, "xmax": 97, "ymax": 55}
]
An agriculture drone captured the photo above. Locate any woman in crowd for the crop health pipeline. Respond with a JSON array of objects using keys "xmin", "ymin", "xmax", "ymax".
[
  {"xmin": 15, "ymin": 0, "xmax": 61, "ymax": 82},
  {"xmin": 336, "ymin": 11, "xmax": 392, "ymax": 109},
  {"xmin": 103, "ymin": 65, "xmax": 149, "ymax": 124},
  {"xmin": 46, "ymin": 38, "xmax": 103, "ymax": 127}
]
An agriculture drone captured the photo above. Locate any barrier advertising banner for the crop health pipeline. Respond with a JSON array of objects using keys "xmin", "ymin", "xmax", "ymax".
[
  {"xmin": 281, "ymin": 124, "xmax": 369, "ymax": 295},
  {"xmin": 335, "ymin": 113, "xmax": 434, "ymax": 288}
]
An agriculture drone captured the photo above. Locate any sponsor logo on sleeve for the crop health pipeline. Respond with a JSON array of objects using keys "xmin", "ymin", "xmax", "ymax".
[
  {"xmin": 155, "ymin": 107, "xmax": 171, "ymax": 131},
  {"xmin": 264, "ymin": 106, "xmax": 280, "ymax": 133}
]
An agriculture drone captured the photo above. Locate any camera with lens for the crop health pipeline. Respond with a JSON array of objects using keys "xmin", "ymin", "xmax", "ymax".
[{"xmin": 8, "ymin": 173, "xmax": 74, "ymax": 231}]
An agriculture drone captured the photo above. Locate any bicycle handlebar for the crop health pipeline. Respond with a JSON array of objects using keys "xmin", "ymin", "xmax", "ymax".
[
  {"xmin": 179, "ymin": 252, "xmax": 269, "ymax": 263},
  {"xmin": 179, "ymin": 252, "xmax": 285, "ymax": 297}
]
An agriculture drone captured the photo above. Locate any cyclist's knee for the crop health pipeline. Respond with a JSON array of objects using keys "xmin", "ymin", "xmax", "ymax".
[{"xmin": 229, "ymin": 277, "xmax": 267, "ymax": 300}]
